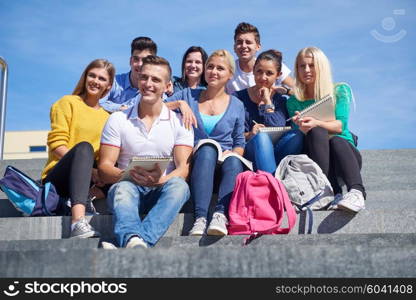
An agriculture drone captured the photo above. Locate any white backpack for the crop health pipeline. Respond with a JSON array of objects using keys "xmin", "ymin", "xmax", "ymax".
[{"xmin": 275, "ymin": 154, "xmax": 334, "ymax": 211}]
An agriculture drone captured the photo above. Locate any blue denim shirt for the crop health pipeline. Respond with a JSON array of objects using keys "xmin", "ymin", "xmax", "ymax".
[
  {"xmin": 99, "ymin": 72, "xmax": 140, "ymax": 113},
  {"xmin": 165, "ymin": 87, "xmax": 245, "ymax": 151}
]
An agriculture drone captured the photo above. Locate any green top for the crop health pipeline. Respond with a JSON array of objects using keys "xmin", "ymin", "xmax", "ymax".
[{"xmin": 286, "ymin": 83, "xmax": 355, "ymax": 146}]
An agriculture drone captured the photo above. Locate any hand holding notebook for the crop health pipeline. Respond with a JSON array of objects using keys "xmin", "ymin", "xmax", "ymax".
[
  {"xmin": 120, "ymin": 156, "xmax": 173, "ymax": 182},
  {"xmin": 287, "ymin": 94, "xmax": 335, "ymax": 122}
]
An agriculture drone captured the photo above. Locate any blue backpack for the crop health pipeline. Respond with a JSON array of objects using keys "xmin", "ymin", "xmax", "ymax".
[{"xmin": 0, "ymin": 165, "xmax": 66, "ymax": 216}]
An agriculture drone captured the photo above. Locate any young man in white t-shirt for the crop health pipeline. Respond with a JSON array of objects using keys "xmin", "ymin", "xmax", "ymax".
[
  {"xmin": 226, "ymin": 22, "xmax": 295, "ymax": 95},
  {"xmin": 98, "ymin": 56, "xmax": 194, "ymax": 249}
]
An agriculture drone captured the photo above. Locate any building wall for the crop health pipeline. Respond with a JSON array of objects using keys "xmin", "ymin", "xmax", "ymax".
[{"xmin": 3, "ymin": 130, "xmax": 49, "ymax": 159}]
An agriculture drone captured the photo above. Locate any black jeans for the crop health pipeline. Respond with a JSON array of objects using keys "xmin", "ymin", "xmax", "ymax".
[
  {"xmin": 43, "ymin": 142, "xmax": 94, "ymax": 206},
  {"xmin": 304, "ymin": 127, "xmax": 366, "ymax": 198}
]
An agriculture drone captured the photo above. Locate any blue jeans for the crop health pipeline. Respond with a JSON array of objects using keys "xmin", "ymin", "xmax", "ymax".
[
  {"xmin": 191, "ymin": 144, "xmax": 244, "ymax": 219},
  {"xmin": 107, "ymin": 177, "xmax": 190, "ymax": 247},
  {"xmin": 245, "ymin": 129, "xmax": 304, "ymax": 173}
]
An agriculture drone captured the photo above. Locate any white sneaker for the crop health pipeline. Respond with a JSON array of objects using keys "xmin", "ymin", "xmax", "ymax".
[
  {"xmin": 207, "ymin": 212, "xmax": 228, "ymax": 236},
  {"xmin": 337, "ymin": 189, "xmax": 365, "ymax": 213},
  {"xmin": 126, "ymin": 236, "xmax": 148, "ymax": 249},
  {"xmin": 189, "ymin": 217, "xmax": 207, "ymax": 236},
  {"xmin": 101, "ymin": 241, "xmax": 118, "ymax": 250}
]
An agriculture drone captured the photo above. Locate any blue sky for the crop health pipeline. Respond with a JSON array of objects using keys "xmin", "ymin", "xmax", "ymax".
[{"xmin": 0, "ymin": 0, "xmax": 414, "ymax": 150}]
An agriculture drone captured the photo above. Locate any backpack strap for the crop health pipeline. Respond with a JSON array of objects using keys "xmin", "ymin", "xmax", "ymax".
[
  {"xmin": 41, "ymin": 183, "xmax": 55, "ymax": 216},
  {"xmin": 295, "ymin": 192, "xmax": 324, "ymax": 234}
]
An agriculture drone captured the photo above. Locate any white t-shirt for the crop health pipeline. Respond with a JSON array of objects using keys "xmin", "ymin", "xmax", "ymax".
[
  {"xmin": 226, "ymin": 59, "xmax": 291, "ymax": 94},
  {"xmin": 101, "ymin": 101, "xmax": 194, "ymax": 175}
]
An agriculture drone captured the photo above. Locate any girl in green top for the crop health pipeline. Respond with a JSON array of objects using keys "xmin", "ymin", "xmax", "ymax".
[{"xmin": 286, "ymin": 47, "xmax": 366, "ymax": 212}]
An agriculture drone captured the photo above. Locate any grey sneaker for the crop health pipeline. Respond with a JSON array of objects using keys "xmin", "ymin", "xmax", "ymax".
[
  {"xmin": 70, "ymin": 217, "xmax": 100, "ymax": 238},
  {"xmin": 189, "ymin": 217, "xmax": 207, "ymax": 236},
  {"xmin": 337, "ymin": 189, "xmax": 365, "ymax": 213},
  {"xmin": 126, "ymin": 236, "xmax": 148, "ymax": 249},
  {"xmin": 207, "ymin": 212, "xmax": 228, "ymax": 236}
]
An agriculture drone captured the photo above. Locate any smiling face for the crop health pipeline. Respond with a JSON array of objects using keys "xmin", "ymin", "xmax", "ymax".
[
  {"xmin": 130, "ymin": 49, "xmax": 153, "ymax": 86},
  {"xmin": 85, "ymin": 67, "xmax": 111, "ymax": 99},
  {"xmin": 138, "ymin": 64, "xmax": 170, "ymax": 104},
  {"xmin": 253, "ymin": 59, "xmax": 281, "ymax": 89},
  {"xmin": 297, "ymin": 54, "xmax": 316, "ymax": 86},
  {"xmin": 204, "ymin": 56, "xmax": 233, "ymax": 88},
  {"xmin": 184, "ymin": 51, "xmax": 204, "ymax": 82},
  {"xmin": 234, "ymin": 32, "xmax": 260, "ymax": 63}
]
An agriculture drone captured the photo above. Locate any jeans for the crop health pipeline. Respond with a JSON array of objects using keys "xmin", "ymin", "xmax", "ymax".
[
  {"xmin": 190, "ymin": 144, "xmax": 244, "ymax": 219},
  {"xmin": 245, "ymin": 129, "xmax": 304, "ymax": 174},
  {"xmin": 107, "ymin": 177, "xmax": 190, "ymax": 247}
]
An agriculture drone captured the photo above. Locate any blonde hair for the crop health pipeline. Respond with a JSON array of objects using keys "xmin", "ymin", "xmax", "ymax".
[
  {"xmin": 293, "ymin": 47, "xmax": 334, "ymax": 102},
  {"xmin": 72, "ymin": 59, "xmax": 115, "ymax": 99},
  {"xmin": 206, "ymin": 49, "xmax": 236, "ymax": 75}
]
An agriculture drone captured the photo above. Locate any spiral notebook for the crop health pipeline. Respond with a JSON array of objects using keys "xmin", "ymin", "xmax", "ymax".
[
  {"xmin": 258, "ymin": 126, "xmax": 292, "ymax": 144},
  {"xmin": 120, "ymin": 156, "xmax": 173, "ymax": 182},
  {"xmin": 288, "ymin": 94, "xmax": 335, "ymax": 122}
]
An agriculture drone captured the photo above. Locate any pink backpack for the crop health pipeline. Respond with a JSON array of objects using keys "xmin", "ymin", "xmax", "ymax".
[{"xmin": 228, "ymin": 170, "xmax": 297, "ymax": 244}]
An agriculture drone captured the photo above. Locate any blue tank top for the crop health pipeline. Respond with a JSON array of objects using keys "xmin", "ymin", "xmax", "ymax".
[{"xmin": 200, "ymin": 112, "xmax": 225, "ymax": 135}]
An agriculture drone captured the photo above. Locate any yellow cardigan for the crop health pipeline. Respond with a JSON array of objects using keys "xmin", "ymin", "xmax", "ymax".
[{"xmin": 41, "ymin": 95, "xmax": 110, "ymax": 180}]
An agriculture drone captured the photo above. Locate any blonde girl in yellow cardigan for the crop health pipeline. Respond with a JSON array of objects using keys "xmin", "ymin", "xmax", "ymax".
[{"xmin": 41, "ymin": 59, "xmax": 115, "ymax": 238}]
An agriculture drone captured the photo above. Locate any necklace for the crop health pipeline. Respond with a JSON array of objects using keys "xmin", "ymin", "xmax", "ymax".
[{"xmin": 200, "ymin": 91, "xmax": 217, "ymax": 116}]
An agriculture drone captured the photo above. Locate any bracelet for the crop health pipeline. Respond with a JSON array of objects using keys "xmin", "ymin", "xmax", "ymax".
[{"xmin": 285, "ymin": 87, "xmax": 291, "ymax": 95}]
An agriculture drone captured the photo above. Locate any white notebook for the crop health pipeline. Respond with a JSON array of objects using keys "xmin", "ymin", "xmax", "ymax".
[
  {"xmin": 193, "ymin": 139, "xmax": 253, "ymax": 170},
  {"xmin": 120, "ymin": 156, "xmax": 173, "ymax": 182},
  {"xmin": 258, "ymin": 126, "xmax": 292, "ymax": 144},
  {"xmin": 295, "ymin": 94, "xmax": 335, "ymax": 121}
]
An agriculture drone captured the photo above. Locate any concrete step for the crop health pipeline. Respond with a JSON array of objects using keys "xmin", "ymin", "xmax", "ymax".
[
  {"xmin": 1, "ymin": 185, "xmax": 414, "ymax": 218},
  {"xmin": 2, "ymin": 233, "xmax": 414, "ymax": 251},
  {"xmin": 0, "ymin": 242, "xmax": 415, "ymax": 277},
  {"xmin": 0, "ymin": 237, "xmax": 100, "ymax": 251},
  {"xmin": 0, "ymin": 208, "xmax": 415, "ymax": 241}
]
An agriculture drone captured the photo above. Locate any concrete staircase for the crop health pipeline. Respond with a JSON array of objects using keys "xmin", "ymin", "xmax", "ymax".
[{"xmin": 0, "ymin": 149, "xmax": 415, "ymax": 277}]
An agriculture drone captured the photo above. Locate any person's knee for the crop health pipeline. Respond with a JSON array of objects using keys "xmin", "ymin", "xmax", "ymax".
[
  {"xmin": 280, "ymin": 130, "xmax": 304, "ymax": 149},
  {"xmin": 164, "ymin": 177, "xmax": 190, "ymax": 203},
  {"xmin": 194, "ymin": 144, "xmax": 218, "ymax": 162},
  {"xmin": 73, "ymin": 142, "xmax": 94, "ymax": 159},
  {"xmin": 222, "ymin": 156, "xmax": 243, "ymax": 172},
  {"xmin": 166, "ymin": 177, "xmax": 189, "ymax": 193},
  {"xmin": 253, "ymin": 132, "xmax": 271, "ymax": 145},
  {"xmin": 108, "ymin": 181, "xmax": 136, "ymax": 204},
  {"xmin": 307, "ymin": 127, "xmax": 327, "ymax": 140},
  {"xmin": 291, "ymin": 129, "xmax": 305, "ymax": 143}
]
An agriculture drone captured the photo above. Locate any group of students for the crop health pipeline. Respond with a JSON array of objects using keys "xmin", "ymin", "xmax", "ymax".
[{"xmin": 40, "ymin": 22, "xmax": 366, "ymax": 249}]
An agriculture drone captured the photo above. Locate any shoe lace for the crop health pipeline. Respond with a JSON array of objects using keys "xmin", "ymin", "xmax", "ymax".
[
  {"xmin": 194, "ymin": 217, "xmax": 206, "ymax": 227},
  {"xmin": 76, "ymin": 218, "xmax": 93, "ymax": 232},
  {"xmin": 346, "ymin": 190, "xmax": 362, "ymax": 202},
  {"xmin": 213, "ymin": 213, "xmax": 227, "ymax": 225}
]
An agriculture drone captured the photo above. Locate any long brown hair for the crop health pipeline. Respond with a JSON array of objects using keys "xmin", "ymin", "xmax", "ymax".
[{"xmin": 72, "ymin": 59, "xmax": 115, "ymax": 99}]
